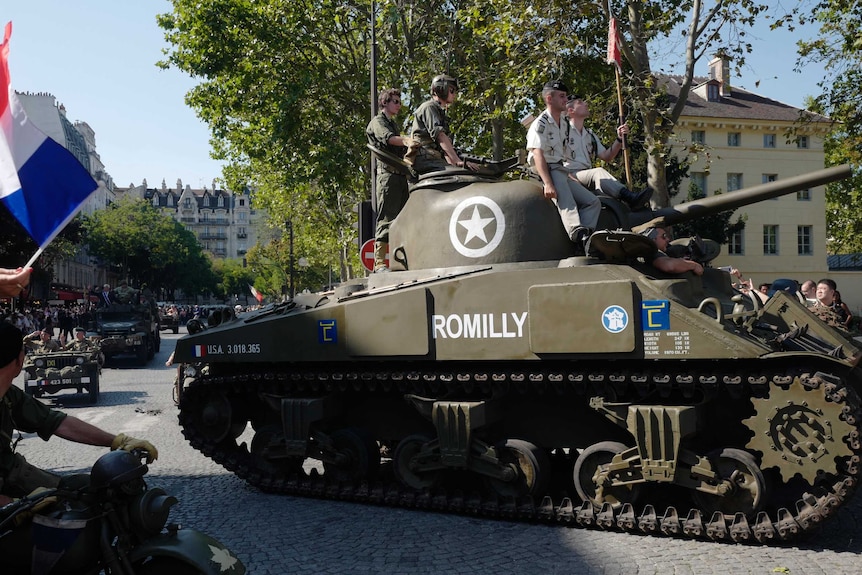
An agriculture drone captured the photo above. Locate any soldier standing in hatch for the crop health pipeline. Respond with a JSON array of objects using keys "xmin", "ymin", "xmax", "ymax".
[
  {"xmin": 407, "ymin": 74, "xmax": 476, "ymax": 175},
  {"xmin": 366, "ymin": 88, "xmax": 410, "ymax": 272}
]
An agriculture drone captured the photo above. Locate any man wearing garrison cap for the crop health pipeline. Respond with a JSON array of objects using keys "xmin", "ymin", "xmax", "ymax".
[{"xmin": 526, "ymin": 80, "xmax": 601, "ymax": 253}]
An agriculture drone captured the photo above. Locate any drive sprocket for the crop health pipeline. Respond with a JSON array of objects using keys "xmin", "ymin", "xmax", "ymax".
[{"xmin": 744, "ymin": 376, "xmax": 855, "ymax": 484}]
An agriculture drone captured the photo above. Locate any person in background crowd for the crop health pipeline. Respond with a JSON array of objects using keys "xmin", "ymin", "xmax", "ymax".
[
  {"xmin": 758, "ymin": 283, "xmax": 770, "ymax": 296},
  {"xmin": 800, "ymin": 279, "xmax": 816, "ymax": 302},
  {"xmin": 834, "ymin": 290, "xmax": 853, "ymax": 330}
]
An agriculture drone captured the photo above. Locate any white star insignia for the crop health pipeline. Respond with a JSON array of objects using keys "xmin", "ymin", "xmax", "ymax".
[{"xmin": 457, "ymin": 206, "xmax": 495, "ymax": 245}]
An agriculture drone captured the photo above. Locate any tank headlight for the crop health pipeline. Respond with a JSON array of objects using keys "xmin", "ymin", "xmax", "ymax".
[{"xmin": 183, "ymin": 364, "xmax": 198, "ymax": 378}]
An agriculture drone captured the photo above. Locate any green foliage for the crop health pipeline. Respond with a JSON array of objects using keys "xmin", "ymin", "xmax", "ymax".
[
  {"xmin": 82, "ymin": 196, "xmax": 216, "ymax": 297},
  {"xmin": 790, "ymin": 0, "xmax": 862, "ymax": 253},
  {"xmin": 211, "ymin": 257, "xmax": 257, "ymax": 302}
]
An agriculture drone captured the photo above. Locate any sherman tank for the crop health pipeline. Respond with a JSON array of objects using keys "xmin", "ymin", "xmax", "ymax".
[{"xmin": 173, "ymin": 157, "xmax": 862, "ymax": 543}]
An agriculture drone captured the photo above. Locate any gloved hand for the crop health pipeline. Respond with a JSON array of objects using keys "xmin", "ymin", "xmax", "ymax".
[
  {"xmin": 11, "ymin": 487, "xmax": 57, "ymax": 527},
  {"xmin": 111, "ymin": 433, "xmax": 159, "ymax": 463}
]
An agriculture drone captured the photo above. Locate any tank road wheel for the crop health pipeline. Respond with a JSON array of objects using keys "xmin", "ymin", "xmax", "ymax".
[
  {"xmin": 192, "ymin": 392, "xmax": 247, "ymax": 443},
  {"xmin": 486, "ymin": 439, "xmax": 550, "ymax": 499},
  {"xmin": 393, "ymin": 434, "xmax": 439, "ymax": 490},
  {"xmin": 573, "ymin": 441, "xmax": 641, "ymax": 511},
  {"xmin": 692, "ymin": 448, "xmax": 766, "ymax": 518},
  {"xmin": 323, "ymin": 428, "xmax": 381, "ymax": 483},
  {"xmin": 250, "ymin": 427, "xmax": 304, "ymax": 477}
]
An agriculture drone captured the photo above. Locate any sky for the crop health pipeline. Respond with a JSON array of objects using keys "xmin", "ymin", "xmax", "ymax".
[{"xmin": 3, "ymin": 2, "xmax": 829, "ymax": 190}]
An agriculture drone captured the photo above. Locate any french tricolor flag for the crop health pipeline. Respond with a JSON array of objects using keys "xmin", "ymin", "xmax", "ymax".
[
  {"xmin": 0, "ymin": 22, "xmax": 98, "ymax": 250},
  {"xmin": 192, "ymin": 345, "xmax": 207, "ymax": 358}
]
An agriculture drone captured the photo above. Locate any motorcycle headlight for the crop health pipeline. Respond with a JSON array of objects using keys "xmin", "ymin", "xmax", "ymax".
[{"xmin": 129, "ymin": 488, "xmax": 178, "ymax": 538}]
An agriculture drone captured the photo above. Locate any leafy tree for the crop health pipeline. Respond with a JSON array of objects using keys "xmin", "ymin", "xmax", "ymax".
[
  {"xmin": 82, "ymin": 196, "xmax": 216, "ymax": 298},
  {"xmin": 788, "ymin": 0, "xmax": 862, "ymax": 253},
  {"xmin": 211, "ymin": 257, "xmax": 257, "ymax": 303},
  {"xmin": 672, "ymin": 182, "xmax": 747, "ymax": 244}
]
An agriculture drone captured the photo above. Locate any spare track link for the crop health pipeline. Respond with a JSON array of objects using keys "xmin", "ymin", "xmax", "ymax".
[{"xmin": 178, "ymin": 364, "xmax": 862, "ymax": 544}]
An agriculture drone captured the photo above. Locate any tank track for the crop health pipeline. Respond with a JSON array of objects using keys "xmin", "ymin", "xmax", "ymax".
[{"xmin": 179, "ymin": 362, "xmax": 862, "ymax": 543}]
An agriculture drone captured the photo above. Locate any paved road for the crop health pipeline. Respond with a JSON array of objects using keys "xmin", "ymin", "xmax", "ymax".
[{"xmin": 13, "ymin": 329, "xmax": 862, "ymax": 574}]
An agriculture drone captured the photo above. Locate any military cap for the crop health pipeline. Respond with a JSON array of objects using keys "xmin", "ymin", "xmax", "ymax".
[
  {"xmin": 75, "ymin": 327, "xmax": 86, "ymax": 333},
  {"xmin": 543, "ymin": 79, "xmax": 569, "ymax": 92},
  {"xmin": 566, "ymin": 93, "xmax": 584, "ymax": 102}
]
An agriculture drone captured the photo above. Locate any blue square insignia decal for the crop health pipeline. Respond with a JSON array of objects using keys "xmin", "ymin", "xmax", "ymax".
[
  {"xmin": 318, "ymin": 319, "xmax": 337, "ymax": 344},
  {"xmin": 641, "ymin": 300, "xmax": 670, "ymax": 331}
]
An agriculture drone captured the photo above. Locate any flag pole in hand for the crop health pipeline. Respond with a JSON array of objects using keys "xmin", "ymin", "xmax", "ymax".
[{"xmin": 607, "ymin": 17, "xmax": 633, "ymax": 188}]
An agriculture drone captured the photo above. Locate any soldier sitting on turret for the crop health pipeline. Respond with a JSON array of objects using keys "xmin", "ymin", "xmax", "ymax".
[{"xmin": 23, "ymin": 330, "xmax": 61, "ymax": 353}]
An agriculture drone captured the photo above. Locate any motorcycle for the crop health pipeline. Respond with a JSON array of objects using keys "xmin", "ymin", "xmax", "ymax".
[{"xmin": 0, "ymin": 449, "xmax": 245, "ymax": 574}]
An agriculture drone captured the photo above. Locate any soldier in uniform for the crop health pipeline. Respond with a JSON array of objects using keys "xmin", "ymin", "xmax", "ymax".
[
  {"xmin": 640, "ymin": 226, "xmax": 704, "ymax": 275},
  {"xmin": 111, "ymin": 280, "xmax": 136, "ymax": 304},
  {"xmin": 366, "ymin": 88, "xmax": 410, "ymax": 272},
  {"xmin": 526, "ymin": 80, "xmax": 601, "ymax": 250},
  {"xmin": 563, "ymin": 95, "xmax": 653, "ymax": 209},
  {"xmin": 62, "ymin": 328, "xmax": 96, "ymax": 352},
  {"xmin": 23, "ymin": 330, "xmax": 60, "ymax": 353},
  {"xmin": 407, "ymin": 74, "xmax": 474, "ymax": 174}
]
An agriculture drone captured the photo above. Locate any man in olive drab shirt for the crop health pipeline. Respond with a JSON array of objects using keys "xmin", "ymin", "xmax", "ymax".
[
  {"xmin": 23, "ymin": 330, "xmax": 60, "ymax": 353},
  {"xmin": 366, "ymin": 88, "xmax": 410, "ymax": 272},
  {"xmin": 0, "ymin": 323, "xmax": 158, "ymax": 508},
  {"xmin": 408, "ymin": 74, "xmax": 475, "ymax": 175}
]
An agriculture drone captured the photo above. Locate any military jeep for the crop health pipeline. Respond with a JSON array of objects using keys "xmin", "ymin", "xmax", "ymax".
[
  {"xmin": 94, "ymin": 303, "xmax": 160, "ymax": 365},
  {"xmin": 23, "ymin": 350, "xmax": 100, "ymax": 403}
]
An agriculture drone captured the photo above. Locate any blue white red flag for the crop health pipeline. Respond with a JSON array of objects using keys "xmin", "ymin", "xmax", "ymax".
[{"xmin": 0, "ymin": 21, "xmax": 98, "ymax": 250}]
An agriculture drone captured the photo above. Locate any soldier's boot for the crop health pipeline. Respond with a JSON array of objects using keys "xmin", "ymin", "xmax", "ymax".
[
  {"xmin": 618, "ymin": 186, "xmax": 653, "ymax": 210},
  {"xmin": 374, "ymin": 241, "xmax": 389, "ymax": 272}
]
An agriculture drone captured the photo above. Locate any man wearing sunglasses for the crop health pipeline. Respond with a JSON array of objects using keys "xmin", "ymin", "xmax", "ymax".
[
  {"xmin": 407, "ymin": 74, "xmax": 473, "ymax": 174},
  {"xmin": 366, "ymin": 88, "xmax": 410, "ymax": 272}
]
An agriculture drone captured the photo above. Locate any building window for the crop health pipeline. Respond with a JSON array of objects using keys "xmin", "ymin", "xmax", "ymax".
[
  {"xmin": 797, "ymin": 135, "xmax": 809, "ymax": 149},
  {"xmin": 690, "ymin": 172, "xmax": 707, "ymax": 195},
  {"xmin": 798, "ymin": 225, "xmax": 813, "ymax": 255},
  {"xmin": 729, "ymin": 230, "xmax": 744, "ymax": 255},
  {"xmin": 727, "ymin": 132, "xmax": 741, "ymax": 147},
  {"xmin": 217, "ymin": 195, "xmax": 224, "ymax": 207},
  {"xmin": 763, "ymin": 225, "xmax": 779, "ymax": 255},
  {"xmin": 762, "ymin": 174, "xmax": 777, "ymax": 184},
  {"xmin": 763, "ymin": 134, "xmax": 776, "ymax": 148},
  {"xmin": 239, "ymin": 198, "xmax": 245, "ymax": 207},
  {"xmin": 167, "ymin": 195, "xmax": 173, "ymax": 207},
  {"xmin": 707, "ymin": 84, "xmax": 720, "ymax": 101},
  {"xmin": 152, "ymin": 195, "xmax": 159, "ymax": 207},
  {"xmin": 183, "ymin": 198, "xmax": 192, "ymax": 209},
  {"xmin": 727, "ymin": 173, "xmax": 743, "ymax": 191},
  {"xmin": 239, "ymin": 212, "xmax": 247, "ymax": 222},
  {"xmin": 797, "ymin": 188, "xmax": 811, "ymax": 201},
  {"xmin": 203, "ymin": 195, "xmax": 210, "ymax": 207},
  {"xmin": 691, "ymin": 130, "xmax": 705, "ymax": 144}
]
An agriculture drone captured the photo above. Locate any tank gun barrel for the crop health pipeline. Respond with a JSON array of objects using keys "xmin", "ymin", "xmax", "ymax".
[{"xmin": 632, "ymin": 164, "xmax": 853, "ymax": 232}]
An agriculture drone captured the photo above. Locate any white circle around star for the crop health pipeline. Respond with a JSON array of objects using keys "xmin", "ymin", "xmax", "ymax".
[{"xmin": 448, "ymin": 196, "xmax": 506, "ymax": 258}]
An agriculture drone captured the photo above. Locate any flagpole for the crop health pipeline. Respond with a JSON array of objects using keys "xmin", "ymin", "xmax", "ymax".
[
  {"xmin": 614, "ymin": 64, "xmax": 633, "ymax": 188},
  {"xmin": 24, "ymin": 247, "xmax": 44, "ymax": 270}
]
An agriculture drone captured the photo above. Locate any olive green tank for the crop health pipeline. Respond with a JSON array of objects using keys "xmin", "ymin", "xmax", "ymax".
[{"xmin": 174, "ymin": 158, "xmax": 862, "ymax": 543}]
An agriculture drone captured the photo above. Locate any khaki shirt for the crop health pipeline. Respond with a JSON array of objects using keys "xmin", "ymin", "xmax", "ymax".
[
  {"xmin": 1, "ymin": 385, "xmax": 67, "ymax": 478},
  {"xmin": 526, "ymin": 110, "xmax": 568, "ymax": 167},
  {"xmin": 410, "ymin": 98, "xmax": 450, "ymax": 152}
]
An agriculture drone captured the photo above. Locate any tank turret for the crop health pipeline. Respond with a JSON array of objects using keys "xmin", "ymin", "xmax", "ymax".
[{"xmin": 390, "ymin": 162, "xmax": 852, "ymax": 271}]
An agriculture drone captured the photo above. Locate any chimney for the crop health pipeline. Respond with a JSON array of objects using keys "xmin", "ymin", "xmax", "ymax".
[{"xmin": 708, "ymin": 55, "xmax": 731, "ymax": 97}]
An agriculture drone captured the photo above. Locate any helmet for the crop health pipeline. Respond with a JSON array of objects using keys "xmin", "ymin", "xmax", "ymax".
[
  {"xmin": 431, "ymin": 74, "xmax": 459, "ymax": 99},
  {"xmin": 90, "ymin": 450, "xmax": 147, "ymax": 490}
]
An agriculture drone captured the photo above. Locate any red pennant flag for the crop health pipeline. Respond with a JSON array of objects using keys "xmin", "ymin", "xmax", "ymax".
[
  {"xmin": 249, "ymin": 284, "xmax": 264, "ymax": 303},
  {"xmin": 607, "ymin": 18, "xmax": 621, "ymax": 70}
]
